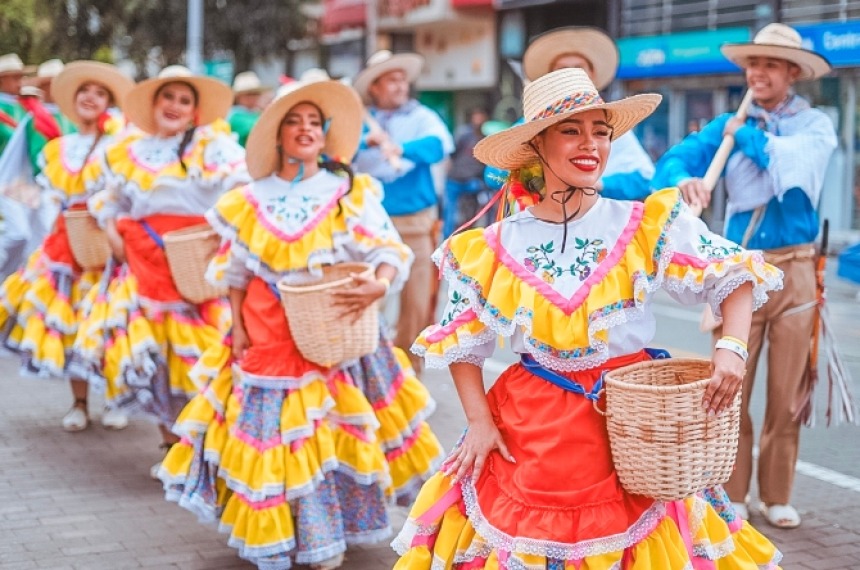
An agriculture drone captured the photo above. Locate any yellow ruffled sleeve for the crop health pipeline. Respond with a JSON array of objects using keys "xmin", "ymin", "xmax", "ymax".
[
  {"xmin": 644, "ymin": 188, "xmax": 783, "ymax": 318},
  {"xmin": 340, "ymin": 174, "xmax": 414, "ymax": 292}
]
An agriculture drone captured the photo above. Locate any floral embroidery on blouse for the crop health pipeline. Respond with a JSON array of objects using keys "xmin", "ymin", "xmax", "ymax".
[
  {"xmin": 523, "ymin": 238, "xmax": 609, "ymax": 284},
  {"xmin": 440, "ymin": 289, "xmax": 471, "ymax": 326},
  {"xmin": 697, "ymin": 235, "xmax": 742, "ymax": 260},
  {"xmin": 264, "ymin": 193, "xmax": 326, "ymax": 227}
]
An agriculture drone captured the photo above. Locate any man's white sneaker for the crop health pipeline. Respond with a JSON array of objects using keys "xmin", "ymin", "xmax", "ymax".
[
  {"xmin": 150, "ymin": 461, "xmax": 163, "ymax": 481},
  {"xmin": 62, "ymin": 407, "xmax": 89, "ymax": 432},
  {"xmin": 100, "ymin": 407, "xmax": 129, "ymax": 430}
]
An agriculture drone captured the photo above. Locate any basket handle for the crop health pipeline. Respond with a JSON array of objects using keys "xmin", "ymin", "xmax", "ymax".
[{"xmin": 591, "ymin": 389, "xmax": 609, "ymax": 416}]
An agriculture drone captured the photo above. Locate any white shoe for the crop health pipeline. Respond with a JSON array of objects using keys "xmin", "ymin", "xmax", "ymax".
[
  {"xmin": 150, "ymin": 461, "xmax": 163, "ymax": 481},
  {"xmin": 100, "ymin": 407, "xmax": 129, "ymax": 430},
  {"xmin": 311, "ymin": 553, "xmax": 345, "ymax": 570},
  {"xmin": 62, "ymin": 406, "xmax": 89, "ymax": 432}
]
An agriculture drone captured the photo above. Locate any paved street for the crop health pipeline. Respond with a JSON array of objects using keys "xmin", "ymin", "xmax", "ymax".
[{"xmin": 1, "ymin": 265, "xmax": 860, "ymax": 569}]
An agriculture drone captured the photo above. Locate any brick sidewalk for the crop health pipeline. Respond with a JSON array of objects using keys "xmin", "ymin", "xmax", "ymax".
[{"xmin": 1, "ymin": 356, "xmax": 859, "ymax": 569}]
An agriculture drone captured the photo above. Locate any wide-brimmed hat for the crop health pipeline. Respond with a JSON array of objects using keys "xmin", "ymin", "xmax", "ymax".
[
  {"xmin": 474, "ymin": 68, "xmax": 661, "ymax": 170},
  {"xmin": 232, "ymin": 71, "xmax": 266, "ymax": 95},
  {"xmin": 0, "ymin": 54, "xmax": 25, "ymax": 77},
  {"xmin": 124, "ymin": 65, "xmax": 233, "ymax": 134},
  {"xmin": 721, "ymin": 23, "xmax": 831, "ymax": 81},
  {"xmin": 245, "ymin": 79, "xmax": 363, "ymax": 179},
  {"xmin": 275, "ymin": 68, "xmax": 332, "ymax": 99},
  {"xmin": 30, "ymin": 59, "xmax": 64, "ymax": 85},
  {"xmin": 352, "ymin": 50, "xmax": 423, "ymax": 103},
  {"xmin": 523, "ymin": 27, "xmax": 619, "ymax": 90},
  {"xmin": 51, "ymin": 61, "xmax": 135, "ymax": 127}
]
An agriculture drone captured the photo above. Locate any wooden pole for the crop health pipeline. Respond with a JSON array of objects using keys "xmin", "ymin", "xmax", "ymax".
[{"xmin": 690, "ymin": 89, "xmax": 755, "ymax": 216}]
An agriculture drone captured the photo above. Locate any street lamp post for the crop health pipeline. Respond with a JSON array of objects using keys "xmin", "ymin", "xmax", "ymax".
[{"xmin": 187, "ymin": 0, "xmax": 204, "ymax": 74}]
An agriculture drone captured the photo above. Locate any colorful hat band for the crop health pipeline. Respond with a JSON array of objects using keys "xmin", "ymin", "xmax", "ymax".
[{"xmin": 530, "ymin": 91, "xmax": 604, "ymax": 122}]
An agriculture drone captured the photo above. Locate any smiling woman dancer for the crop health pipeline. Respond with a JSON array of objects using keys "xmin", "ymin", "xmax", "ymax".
[
  {"xmin": 0, "ymin": 61, "xmax": 133, "ymax": 431},
  {"xmin": 157, "ymin": 78, "xmax": 443, "ymax": 570},
  {"xmin": 70, "ymin": 66, "xmax": 249, "ymax": 474},
  {"xmin": 392, "ymin": 68, "xmax": 785, "ymax": 569}
]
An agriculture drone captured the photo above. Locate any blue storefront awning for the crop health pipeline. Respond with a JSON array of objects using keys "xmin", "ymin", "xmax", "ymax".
[
  {"xmin": 617, "ymin": 28, "xmax": 750, "ymax": 79},
  {"xmin": 795, "ymin": 21, "xmax": 860, "ymax": 68}
]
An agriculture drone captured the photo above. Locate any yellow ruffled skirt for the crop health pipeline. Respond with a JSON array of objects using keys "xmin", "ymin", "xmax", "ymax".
[
  {"xmin": 159, "ymin": 301, "xmax": 443, "ymax": 569},
  {"xmin": 0, "ymin": 247, "xmax": 101, "ymax": 378},
  {"xmin": 69, "ymin": 266, "xmax": 230, "ymax": 425}
]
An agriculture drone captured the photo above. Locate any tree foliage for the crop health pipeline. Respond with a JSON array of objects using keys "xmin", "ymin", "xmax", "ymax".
[{"xmin": 0, "ymin": 0, "xmax": 308, "ymax": 77}]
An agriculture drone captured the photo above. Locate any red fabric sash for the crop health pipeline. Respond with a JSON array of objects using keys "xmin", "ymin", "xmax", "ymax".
[
  {"xmin": 0, "ymin": 108, "xmax": 18, "ymax": 129},
  {"xmin": 19, "ymin": 96, "xmax": 62, "ymax": 140},
  {"xmin": 116, "ymin": 214, "xmax": 206, "ymax": 303}
]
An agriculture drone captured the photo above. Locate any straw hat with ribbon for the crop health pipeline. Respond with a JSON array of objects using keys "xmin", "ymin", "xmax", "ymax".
[
  {"xmin": 245, "ymin": 79, "xmax": 363, "ymax": 179},
  {"xmin": 124, "ymin": 65, "xmax": 233, "ymax": 134},
  {"xmin": 352, "ymin": 50, "xmax": 423, "ymax": 103},
  {"xmin": 474, "ymin": 68, "xmax": 661, "ymax": 170},
  {"xmin": 523, "ymin": 27, "xmax": 619, "ymax": 89},
  {"xmin": 721, "ymin": 23, "xmax": 831, "ymax": 81},
  {"xmin": 232, "ymin": 71, "xmax": 266, "ymax": 95},
  {"xmin": 0, "ymin": 54, "xmax": 25, "ymax": 77},
  {"xmin": 50, "ymin": 61, "xmax": 134, "ymax": 127}
]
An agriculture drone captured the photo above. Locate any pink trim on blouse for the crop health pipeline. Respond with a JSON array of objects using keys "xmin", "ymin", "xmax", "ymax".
[
  {"xmin": 243, "ymin": 182, "xmax": 347, "ymax": 243},
  {"xmin": 424, "ymin": 309, "xmax": 478, "ymax": 343},
  {"xmin": 483, "ymin": 202, "xmax": 644, "ymax": 316},
  {"xmin": 670, "ymin": 251, "xmax": 711, "ymax": 269}
]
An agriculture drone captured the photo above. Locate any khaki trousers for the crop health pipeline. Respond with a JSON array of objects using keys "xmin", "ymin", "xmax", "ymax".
[
  {"xmin": 391, "ymin": 207, "xmax": 438, "ymax": 371},
  {"xmin": 720, "ymin": 244, "xmax": 816, "ymax": 506}
]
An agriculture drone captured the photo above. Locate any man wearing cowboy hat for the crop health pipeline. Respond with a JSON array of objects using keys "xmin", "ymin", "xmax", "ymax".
[
  {"xmin": 352, "ymin": 50, "xmax": 454, "ymax": 371},
  {"xmin": 652, "ymin": 22, "xmax": 838, "ymax": 529},
  {"xmin": 228, "ymin": 70, "xmax": 267, "ymax": 147},
  {"xmin": 0, "ymin": 53, "xmax": 27, "ymax": 155},
  {"xmin": 485, "ymin": 27, "xmax": 656, "ymax": 202}
]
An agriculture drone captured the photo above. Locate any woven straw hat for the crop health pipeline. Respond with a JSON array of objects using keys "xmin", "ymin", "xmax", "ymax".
[
  {"xmin": 0, "ymin": 54, "xmax": 24, "ymax": 77},
  {"xmin": 232, "ymin": 71, "xmax": 266, "ymax": 95},
  {"xmin": 124, "ymin": 65, "xmax": 233, "ymax": 134},
  {"xmin": 474, "ymin": 68, "xmax": 661, "ymax": 170},
  {"xmin": 31, "ymin": 59, "xmax": 64, "ymax": 84},
  {"xmin": 245, "ymin": 79, "xmax": 363, "ymax": 179},
  {"xmin": 51, "ymin": 61, "xmax": 134, "ymax": 127},
  {"xmin": 352, "ymin": 50, "xmax": 423, "ymax": 103},
  {"xmin": 721, "ymin": 23, "xmax": 831, "ymax": 81},
  {"xmin": 523, "ymin": 27, "xmax": 619, "ymax": 89}
]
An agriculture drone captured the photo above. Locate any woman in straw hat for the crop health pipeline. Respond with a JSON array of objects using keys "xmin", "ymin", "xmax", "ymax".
[
  {"xmin": 69, "ymin": 65, "xmax": 249, "ymax": 470},
  {"xmin": 0, "ymin": 60, "xmax": 134, "ymax": 431},
  {"xmin": 652, "ymin": 23, "xmax": 837, "ymax": 529},
  {"xmin": 157, "ymin": 78, "xmax": 443, "ymax": 570},
  {"xmin": 393, "ymin": 68, "xmax": 784, "ymax": 568},
  {"xmin": 485, "ymin": 27, "xmax": 656, "ymax": 206}
]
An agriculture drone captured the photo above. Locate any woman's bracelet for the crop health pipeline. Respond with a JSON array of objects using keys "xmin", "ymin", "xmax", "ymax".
[
  {"xmin": 715, "ymin": 337, "xmax": 749, "ymax": 362},
  {"xmin": 720, "ymin": 335, "xmax": 748, "ymax": 350},
  {"xmin": 377, "ymin": 276, "xmax": 391, "ymax": 293}
]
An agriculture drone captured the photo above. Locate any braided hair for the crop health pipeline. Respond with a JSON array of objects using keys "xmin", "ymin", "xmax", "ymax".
[{"xmin": 154, "ymin": 81, "xmax": 199, "ymax": 172}]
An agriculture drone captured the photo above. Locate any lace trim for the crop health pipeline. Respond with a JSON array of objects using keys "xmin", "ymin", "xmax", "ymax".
[
  {"xmin": 413, "ymin": 326, "xmax": 496, "ymax": 370},
  {"xmin": 345, "ymin": 526, "xmax": 393, "ymax": 546},
  {"xmin": 390, "ymin": 519, "xmax": 439, "ymax": 555},
  {"xmin": 459, "ymin": 478, "xmax": 665, "ymax": 559},
  {"xmin": 233, "ymin": 365, "xmax": 328, "ymax": 390},
  {"xmin": 762, "ymin": 550, "xmax": 784, "ymax": 569},
  {"xmin": 294, "ymin": 540, "xmax": 348, "ymax": 564},
  {"xmin": 688, "ymin": 496, "xmax": 708, "ymax": 537},
  {"xmin": 693, "ymin": 534, "xmax": 736, "ymax": 560}
]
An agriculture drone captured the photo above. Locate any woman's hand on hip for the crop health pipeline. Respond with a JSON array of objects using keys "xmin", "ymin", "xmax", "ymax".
[
  {"xmin": 443, "ymin": 417, "xmax": 515, "ymax": 483},
  {"xmin": 330, "ymin": 272, "xmax": 387, "ymax": 323},
  {"xmin": 703, "ymin": 349, "xmax": 746, "ymax": 415}
]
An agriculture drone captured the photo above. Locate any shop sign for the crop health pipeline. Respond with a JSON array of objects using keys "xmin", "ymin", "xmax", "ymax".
[
  {"xmin": 617, "ymin": 28, "xmax": 750, "ymax": 79},
  {"xmin": 795, "ymin": 21, "xmax": 860, "ymax": 68}
]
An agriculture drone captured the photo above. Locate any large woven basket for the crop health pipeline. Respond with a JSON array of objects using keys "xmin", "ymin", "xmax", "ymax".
[
  {"xmin": 277, "ymin": 262, "xmax": 380, "ymax": 367},
  {"xmin": 162, "ymin": 224, "xmax": 227, "ymax": 304},
  {"xmin": 63, "ymin": 210, "xmax": 111, "ymax": 270},
  {"xmin": 601, "ymin": 358, "xmax": 740, "ymax": 502}
]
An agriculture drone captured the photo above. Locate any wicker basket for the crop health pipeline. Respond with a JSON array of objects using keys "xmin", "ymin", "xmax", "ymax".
[
  {"xmin": 277, "ymin": 262, "xmax": 380, "ymax": 367},
  {"xmin": 63, "ymin": 210, "xmax": 111, "ymax": 270},
  {"xmin": 162, "ymin": 224, "xmax": 227, "ymax": 304},
  {"xmin": 601, "ymin": 358, "xmax": 740, "ymax": 502}
]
